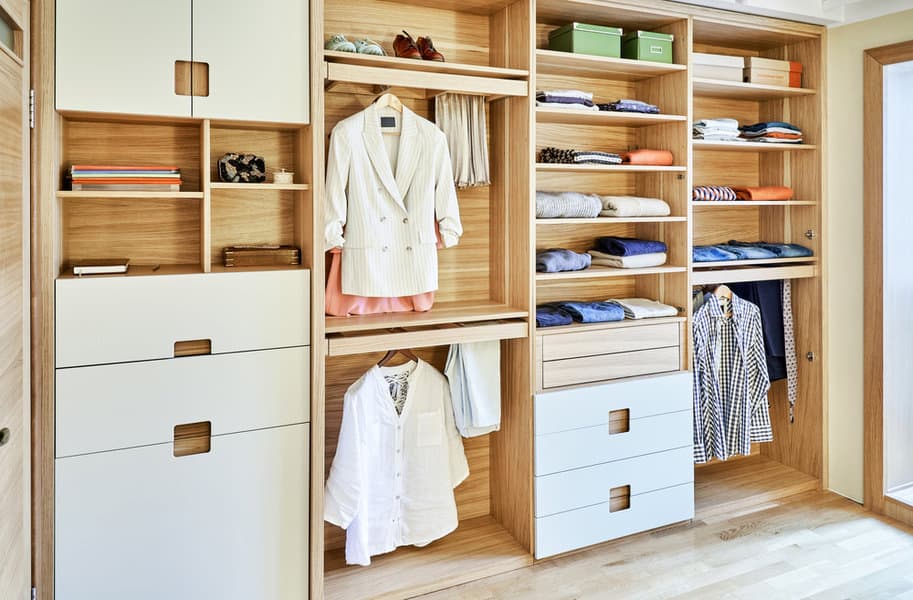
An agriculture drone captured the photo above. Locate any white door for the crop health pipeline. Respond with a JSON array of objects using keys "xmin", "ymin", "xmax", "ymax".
[
  {"xmin": 0, "ymin": 6, "xmax": 30, "ymax": 599},
  {"xmin": 56, "ymin": 0, "xmax": 192, "ymax": 117},
  {"xmin": 191, "ymin": 0, "xmax": 309, "ymax": 123}
]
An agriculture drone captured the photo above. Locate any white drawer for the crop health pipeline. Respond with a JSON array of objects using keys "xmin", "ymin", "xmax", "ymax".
[
  {"xmin": 536, "ymin": 446, "xmax": 694, "ymax": 517},
  {"xmin": 535, "ymin": 371, "xmax": 692, "ymax": 435},
  {"xmin": 535, "ymin": 482, "xmax": 694, "ymax": 559},
  {"xmin": 535, "ymin": 410, "xmax": 692, "ymax": 476},
  {"xmin": 542, "ymin": 346, "xmax": 680, "ymax": 389},
  {"xmin": 55, "ymin": 270, "xmax": 310, "ymax": 368},
  {"xmin": 56, "ymin": 346, "xmax": 309, "ymax": 457},
  {"xmin": 56, "ymin": 424, "xmax": 309, "ymax": 600},
  {"xmin": 541, "ymin": 322, "xmax": 680, "ymax": 361}
]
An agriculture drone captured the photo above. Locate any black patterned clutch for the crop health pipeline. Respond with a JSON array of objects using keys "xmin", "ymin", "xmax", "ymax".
[{"xmin": 218, "ymin": 153, "xmax": 266, "ymax": 183}]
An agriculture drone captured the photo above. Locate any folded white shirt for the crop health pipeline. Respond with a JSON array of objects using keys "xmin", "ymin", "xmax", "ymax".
[
  {"xmin": 600, "ymin": 195, "xmax": 671, "ymax": 218},
  {"xmin": 694, "ymin": 118, "xmax": 740, "ymax": 129},
  {"xmin": 610, "ymin": 297, "xmax": 679, "ymax": 319},
  {"xmin": 536, "ymin": 100, "xmax": 599, "ymax": 111},
  {"xmin": 588, "ymin": 250, "xmax": 667, "ymax": 269},
  {"xmin": 537, "ymin": 89, "xmax": 593, "ymax": 101}
]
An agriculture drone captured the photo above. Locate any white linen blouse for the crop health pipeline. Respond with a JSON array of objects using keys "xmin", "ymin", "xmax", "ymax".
[{"xmin": 324, "ymin": 360, "xmax": 469, "ymax": 566}]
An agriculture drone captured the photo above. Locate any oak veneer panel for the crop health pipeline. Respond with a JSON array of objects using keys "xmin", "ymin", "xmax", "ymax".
[
  {"xmin": 324, "ymin": 51, "xmax": 527, "ymax": 79},
  {"xmin": 536, "ymin": 49, "xmax": 685, "ymax": 81},
  {"xmin": 693, "ymin": 140, "xmax": 817, "ymax": 152},
  {"xmin": 535, "ymin": 277, "xmax": 636, "ymax": 305},
  {"xmin": 536, "ymin": 1, "xmax": 686, "ymax": 45},
  {"xmin": 536, "ymin": 107, "xmax": 686, "ymax": 127},
  {"xmin": 541, "ymin": 322, "xmax": 679, "ymax": 361},
  {"xmin": 691, "ymin": 17, "xmax": 820, "ymax": 53},
  {"xmin": 209, "ymin": 190, "xmax": 296, "ymax": 267},
  {"xmin": 690, "ymin": 264, "xmax": 818, "ymax": 286},
  {"xmin": 693, "ymin": 78, "xmax": 817, "ymax": 101},
  {"xmin": 542, "ymin": 346, "xmax": 680, "ymax": 389},
  {"xmin": 325, "ymin": 302, "xmax": 526, "ymax": 334},
  {"xmin": 209, "ymin": 126, "xmax": 300, "ymax": 183}
]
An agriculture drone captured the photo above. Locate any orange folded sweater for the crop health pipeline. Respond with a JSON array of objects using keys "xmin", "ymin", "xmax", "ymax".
[
  {"xmin": 732, "ymin": 186, "xmax": 794, "ymax": 201},
  {"xmin": 622, "ymin": 149, "xmax": 674, "ymax": 166}
]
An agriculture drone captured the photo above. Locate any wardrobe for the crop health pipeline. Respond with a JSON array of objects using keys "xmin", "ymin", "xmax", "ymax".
[{"xmin": 30, "ymin": 0, "xmax": 825, "ymax": 598}]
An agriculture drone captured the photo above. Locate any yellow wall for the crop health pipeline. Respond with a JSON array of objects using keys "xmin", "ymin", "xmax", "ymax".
[{"xmin": 827, "ymin": 9, "xmax": 913, "ymax": 502}]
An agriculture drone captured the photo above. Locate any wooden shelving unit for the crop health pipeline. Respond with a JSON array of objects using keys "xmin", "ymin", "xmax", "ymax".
[
  {"xmin": 536, "ymin": 315, "xmax": 687, "ymax": 336},
  {"xmin": 693, "ymin": 256, "xmax": 817, "ymax": 268},
  {"xmin": 536, "ymin": 48, "xmax": 686, "ymax": 80},
  {"xmin": 57, "ymin": 191, "xmax": 204, "ymax": 199},
  {"xmin": 693, "ymin": 200, "xmax": 816, "ymax": 207},
  {"xmin": 536, "ymin": 265, "xmax": 688, "ymax": 281},
  {"xmin": 692, "ymin": 77, "xmax": 817, "ymax": 100},
  {"xmin": 210, "ymin": 182, "xmax": 310, "ymax": 191},
  {"xmin": 536, "ymin": 163, "xmax": 686, "ymax": 173},
  {"xmin": 536, "ymin": 107, "xmax": 687, "ymax": 127},
  {"xmin": 692, "ymin": 140, "xmax": 817, "ymax": 152},
  {"xmin": 324, "ymin": 50, "xmax": 529, "ymax": 79},
  {"xmin": 691, "ymin": 264, "xmax": 819, "ymax": 285},
  {"xmin": 536, "ymin": 216, "xmax": 687, "ymax": 225},
  {"xmin": 325, "ymin": 302, "xmax": 528, "ymax": 334}
]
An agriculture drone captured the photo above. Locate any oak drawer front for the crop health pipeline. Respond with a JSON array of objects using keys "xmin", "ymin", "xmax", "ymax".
[
  {"xmin": 535, "ymin": 371, "xmax": 692, "ymax": 435},
  {"xmin": 56, "ymin": 269, "xmax": 310, "ymax": 368},
  {"xmin": 542, "ymin": 323, "xmax": 679, "ymax": 361},
  {"xmin": 56, "ymin": 346, "xmax": 310, "ymax": 457},
  {"xmin": 534, "ymin": 482, "xmax": 693, "ymax": 559},
  {"xmin": 56, "ymin": 424, "xmax": 309, "ymax": 600},
  {"xmin": 535, "ymin": 446, "xmax": 693, "ymax": 518},
  {"xmin": 542, "ymin": 346, "xmax": 679, "ymax": 389},
  {"xmin": 535, "ymin": 409, "xmax": 692, "ymax": 476}
]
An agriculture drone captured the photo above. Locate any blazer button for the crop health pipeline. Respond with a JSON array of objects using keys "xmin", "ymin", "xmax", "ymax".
[
  {"xmin": 406, "ymin": 246, "xmax": 412, "ymax": 251},
  {"xmin": 380, "ymin": 216, "xmax": 387, "ymax": 222},
  {"xmin": 402, "ymin": 217, "xmax": 409, "ymax": 224},
  {"xmin": 383, "ymin": 246, "xmax": 389, "ymax": 252}
]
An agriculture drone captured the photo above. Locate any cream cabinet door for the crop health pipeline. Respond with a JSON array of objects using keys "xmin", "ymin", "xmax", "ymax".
[
  {"xmin": 191, "ymin": 0, "xmax": 309, "ymax": 123},
  {"xmin": 56, "ymin": 0, "xmax": 192, "ymax": 116}
]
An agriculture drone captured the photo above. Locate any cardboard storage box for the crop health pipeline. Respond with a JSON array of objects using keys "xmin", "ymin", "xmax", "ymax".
[
  {"xmin": 622, "ymin": 30, "xmax": 674, "ymax": 64},
  {"xmin": 743, "ymin": 56, "xmax": 790, "ymax": 86},
  {"xmin": 548, "ymin": 22, "xmax": 622, "ymax": 58},
  {"xmin": 693, "ymin": 52, "xmax": 743, "ymax": 81},
  {"xmin": 789, "ymin": 61, "xmax": 803, "ymax": 87}
]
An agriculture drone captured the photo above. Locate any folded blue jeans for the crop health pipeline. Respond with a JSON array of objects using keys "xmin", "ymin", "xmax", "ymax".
[
  {"xmin": 552, "ymin": 301, "xmax": 625, "ymax": 323},
  {"xmin": 596, "ymin": 236, "xmax": 667, "ymax": 257},
  {"xmin": 717, "ymin": 244, "xmax": 778, "ymax": 260},
  {"xmin": 693, "ymin": 245, "xmax": 740, "ymax": 262},
  {"xmin": 536, "ymin": 305, "xmax": 573, "ymax": 327},
  {"xmin": 536, "ymin": 248, "xmax": 592, "ymax": 273}
]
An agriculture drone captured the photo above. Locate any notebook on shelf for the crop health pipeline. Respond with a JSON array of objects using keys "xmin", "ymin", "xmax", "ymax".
[{"xmin": 71, "ymin": 258, "xmax": 129, "ymax": 276}]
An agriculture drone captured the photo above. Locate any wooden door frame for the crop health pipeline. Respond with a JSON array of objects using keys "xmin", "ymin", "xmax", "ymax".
[{"xmin": 863, "ymin": 39, "xmax": 913, "ymax": 526}]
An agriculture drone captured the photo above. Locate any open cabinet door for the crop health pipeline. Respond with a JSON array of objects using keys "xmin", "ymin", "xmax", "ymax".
[{"xmin": 0, "ymin": 2, "xmax": 30, "ymax": 599}]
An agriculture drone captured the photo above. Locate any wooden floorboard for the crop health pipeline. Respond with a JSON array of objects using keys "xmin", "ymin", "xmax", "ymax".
[{"xmin": 419, "ymin": 477, "xmax": 913, "ymax": 599}]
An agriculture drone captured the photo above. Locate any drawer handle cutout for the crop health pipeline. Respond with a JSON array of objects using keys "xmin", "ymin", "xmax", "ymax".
[
  {"xmin": 174, "ymin": 339, "xmax": 212, "ymax": 357},
  {"xmin": 609, "ymin": 409, "xmax": 630, "ymax": 435},
  {"xmin": 610, "ymin": 485, "xmax": 631, "ymax": 513},
  {"xmin": 173, "ymin": 421, "xmax": 211, "ymax": 457}
]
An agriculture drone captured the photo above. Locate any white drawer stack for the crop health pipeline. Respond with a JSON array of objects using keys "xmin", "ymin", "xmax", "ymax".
[
  {"xmin": 54, "ymin": 270, "xmax": 311, "ymax": 600},
  {"xmin": 534, "ymin": 372, "xmax": 694, "ymax": 559}
]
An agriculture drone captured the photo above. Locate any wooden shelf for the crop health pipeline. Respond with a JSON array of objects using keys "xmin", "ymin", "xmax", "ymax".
[
  {"xmin": 695, "ymin": 455, "xmax": 818, "ymax": 521},
  {"xmin": 694, "ymin": 256, "xmax": 816, "ymax": 268},
  {"xmin": 537, "ymin": 216, "xmax": 687, "ymax": 225},
  {"xmin": 324, "ymin": 53, "xmax": 528, "ymax": 99},
  {"xmin": 536, "ymin": 163, "xmax": 686, "ymax": 173},
  {"xmin": 324, "ymin": 301, "xmax": 528, "ymax": 334},
  {"xmin": 536, "ymin": 265, "xmax": 687, "ymax": 281},
  {"xmin": 536, "ymin": 107, "xmax": 687, "ymax": 127},
  {"xmin": 536, "ymin": 316, "xmax": 686, "ymax": 336},
  {"xmin": 693, "ymin": 201, "xmax": 816, "ymax": 207},
  {"xmin": 692, "ymin": 77, "xmax": 817, "ymax": 100},
  {"xmin": 324, "ymin": 50, "xmax": 528, "ymax": 80},
  {"xmin": 210, "ymin": 182, "xmax": 310, "ymax": 191},
  {"xmin": 209, "ymin": 264, "xmax": 308, "ymax": 274},
  {"xmin": 326, "ymin": 319, "xmax": 528, "ymax": 356},
  {"xmin": 57, "ymin": 263, "xmax": 203, "ymax": 279},
  {"xmin": 690, "ymin": 264, "xmax": 818, "ymax": 285},
  {"xmin": 536, "ymin": 49, "xmax": 686, "ymax": 81},
  {"xmin": 324, "ymin": 516, "xmax": 532, "ymax": 600},
  {"xmin": 57, "ymin": 191, "xmax": 203, "ymax": 199},
  {"xmin": 693, "ymin": 140, "xmax": 817, "ymax": 152}
]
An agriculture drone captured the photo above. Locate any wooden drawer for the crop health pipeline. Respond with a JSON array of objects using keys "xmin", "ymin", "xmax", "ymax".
[
  {"xmin": 535, "ymin": 482, "xmax": 694, "ymax": 559},
  {"xmin": 541, "ymin": 322, "xmax": 679, "ymax": 361},
  {"xmin": 535, "ymin": 409, "xmax": 692, "ymax": 476},
  {"xmin": 55, "ymin": 269, "xmax": 310, "ymax": 368},
  {"xmin": 56, "ymin": 346, "xmax": 309, "ymax": 457},
  {"xmin": 535, "ymin": 446, "xmax": 693, "ymax": 517},
  {"xmin": 535, "ymin": 371, "xmax": 692, "ymax": 435},
  {"xmin": 542, "ymin": 346, "xmax": 679, "ymax": 389},
  {"xmin": 56, "ymin": 424, "xmax": 309, "ymax": 600}
]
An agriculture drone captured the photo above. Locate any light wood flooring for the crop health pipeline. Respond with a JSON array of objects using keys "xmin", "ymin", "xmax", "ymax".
[{"xmin": 418, "ymin": 458, "xmax": 913, "ymax": 600}]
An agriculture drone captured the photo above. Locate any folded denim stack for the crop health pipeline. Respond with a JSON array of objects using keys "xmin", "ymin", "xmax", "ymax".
[
  {"xmin": 599, "ymin": 195, "xmax": 671, "ymax": 217},
  {"xmin": 597, "ymin": 99, "xmax": 660, "ymax": 114},
  {"xmin": 693, "ymin": 185, "xmax": 738, "ymax": 201},
  {"xmin": 536, "ymin": 248, "xmax": 592, "ymax": 273},
  {"xmin": 610, "ymin": 298, "xmax": 679, "ymax": 320},
  {"xmin": 550, "ymin": 301, "xmax": 625, "ymax": 323},
  {"xmin": 622, "ymin": 149, "xmax": 674, "ymax": 166},
  {"xmin": 693, "ymin": 240, "xmax": 813, "ymax": 262},
  {"xmin": 589, "ymin": 236, "xmax": 668, "ymax": 269},
  {"xmin": 536, "ymin": 89, "xmax": 599, "ymax": 112},
  {"xmin": 536, "ymin": 304, "xmax": 573, "ymax": 328},
  {"xmin": 740, "ymin": 121, "xmax": 803, "ymax": 143},
  {"xmin": 536, "ymin": 191, "xmax": 602, "ymax": 218},
  {"xmin": 574, "ymin": 151, "xmax": 622, "ymax": 165},
  {"xmin": 693, "ymin": 118, "xmax": 741, "ymax": 141}
]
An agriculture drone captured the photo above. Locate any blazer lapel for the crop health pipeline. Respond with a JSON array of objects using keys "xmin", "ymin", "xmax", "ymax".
[
  {"xmin": 394, "ymin": 107, "xmax": 422, "ymax": 201},
  {"xmin": 361, "ymin": 104, "xmax": 406, "ymax": 212}
]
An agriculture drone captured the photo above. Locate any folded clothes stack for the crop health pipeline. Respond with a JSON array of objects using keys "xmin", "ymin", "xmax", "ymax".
[
  {"xmin": 693, "ymin": 240, "xmax": 813, "ymax": 262},
  {"xmin": 740, "ymin": 121, "xmax": 803, "ymax": 143},
  {"xmin": 692, "ymin": 186, "xmax": 738, "ymax": 201},
  {"xmin": 536, "ymin": 305, "xmax": 573, "ymax": 328},
  {"xmin": 538, "ymin": 147, "xmax": 577, "ymax": 164},
  {"xmin": 611, "ymin": 298, "xmax": 679, "ymax": 320},
  {"xmin": 600, "ymin": 195, "xmax": 671, "ymax": 217},
  {"xmin": 589, "ymin": 236, "xmax": 668, "ymax": 269},
  {"xmin": 693, "ymin": 118, "xmax": 741, "ymax": 141},
  {"xmin": 622, "ymin": 149, "xmax": 674, "ymax": 166},
  {"xmin": 550, "ymin": 301, "xmax": 625, "ymax": 323},
  {"xmin": 536, "ymin": 248, "xmax": 592, "ymax": 273},
  {"xmin": 597, "ymin": 99, "xmax": 660, "ymax": 114},
  {"xmin": 536, "ymin": 89, "xmax": 599, "ymax": 111},
  {"xmin": 536, "ymin": 191, "xmax": 603, "ymax": 218}
]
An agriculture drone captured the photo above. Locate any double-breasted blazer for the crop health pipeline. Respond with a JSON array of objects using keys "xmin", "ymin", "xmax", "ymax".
[{"xmin": 325, "ymin": 104, "xmax": 462, "ymax": 297}]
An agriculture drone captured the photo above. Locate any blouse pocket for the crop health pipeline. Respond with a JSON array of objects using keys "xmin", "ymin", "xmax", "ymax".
[{"xmin": 417, "ymin": 411, "xmax": 443, "ymax": 447}]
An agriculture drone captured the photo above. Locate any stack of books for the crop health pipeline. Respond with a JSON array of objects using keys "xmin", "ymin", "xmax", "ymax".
[
  {"xmin": 69, "ymin": 165, "xmax": 182, "ymax": 192},
  {"xmin": 223, "ymin": 245, "xmax": 301, "ymax": 268}
]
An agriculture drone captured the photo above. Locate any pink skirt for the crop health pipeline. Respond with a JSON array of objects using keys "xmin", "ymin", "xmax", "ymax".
[{"xmin": 325, "ymin": 247, "xmax": 434, "ymax": 316}]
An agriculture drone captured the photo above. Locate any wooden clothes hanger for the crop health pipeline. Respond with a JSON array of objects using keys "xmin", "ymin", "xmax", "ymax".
[
  {"xmin": 377, "ymin": 348, "xmax": 419, "ymax": 366},
  {"xmin": 374, "ymin": 92, "xmax": 403, "ymax": 136}
]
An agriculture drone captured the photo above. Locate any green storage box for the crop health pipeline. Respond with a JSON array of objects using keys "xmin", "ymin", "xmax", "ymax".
[
  {"xmin": 622, "ymin": 30, "xmax": 674, "ymax": 64},
  {"xmin": 548, "ymin": 22, "xmax": 623, "ymax": 58}
]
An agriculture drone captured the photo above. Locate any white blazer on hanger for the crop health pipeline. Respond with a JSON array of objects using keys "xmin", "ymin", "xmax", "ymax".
[{"xmin": 325, "ymin": 104, "xmax": 463, "ymax": 297}]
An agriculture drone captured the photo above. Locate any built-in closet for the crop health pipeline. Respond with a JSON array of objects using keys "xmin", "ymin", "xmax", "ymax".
[{"xmin": 29, "ymin": 0, "xmax": 826, "ymax": 598}]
